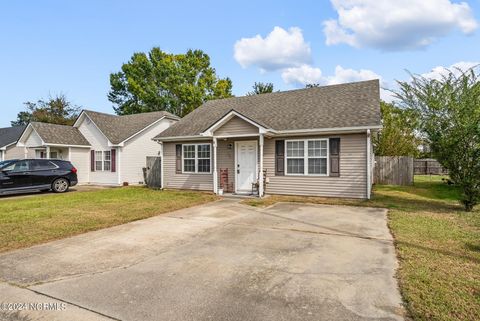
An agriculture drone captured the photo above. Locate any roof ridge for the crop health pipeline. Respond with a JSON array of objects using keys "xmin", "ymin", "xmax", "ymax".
[{"xmin": 205, "ymin": 79, "xmax": 380, "ymax": 104}]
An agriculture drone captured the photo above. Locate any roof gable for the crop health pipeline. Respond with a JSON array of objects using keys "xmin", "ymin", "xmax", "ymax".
[
  {"xmin": 78, "ymin": 110, "xmax": 180, "ymax": 144},
  {"xmin": 155, "ymin": 80, "xmax": 381, "ymax": 139},
  {"xmin": 21, "ymin": 122, "xmax": 91, "ymax": 146}
]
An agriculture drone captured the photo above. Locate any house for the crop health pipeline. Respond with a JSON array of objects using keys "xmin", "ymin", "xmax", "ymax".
[
  {"xmin": 0, "ymin": 126, "xmax": 27, "ymax": 161},
  {"xmin": 16, "ymin": 110, "xmax": 179, "ymax": 185},
  {"xmin": 153, "ymin": 80, "xmax": 382, "ymax": 199}
]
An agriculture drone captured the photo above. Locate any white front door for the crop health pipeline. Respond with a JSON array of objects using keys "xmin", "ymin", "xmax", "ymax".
[{"xmin": 235, "ymin": 140, "xmax": 257, "ymax": 193}]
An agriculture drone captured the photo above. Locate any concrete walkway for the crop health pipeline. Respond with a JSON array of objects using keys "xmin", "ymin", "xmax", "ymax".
[{"xmin": 0, "ymin": 199, "xmax": 404, "ymax": 321}]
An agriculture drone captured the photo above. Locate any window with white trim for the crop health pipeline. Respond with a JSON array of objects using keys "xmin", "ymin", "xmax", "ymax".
[
  {"xmin": 95, "ymin": 151, "xmax": 111, "ymax": 171},
  {"xmin": 286, "ymin": 139, "xmax": 328, "ymax": 175},
  {"xmin": 95, "ymin": 151, "xmax": 103, "ymax": 171},
  {"xmin": 183, "ymin": 144, "xmax": 211, "ymax": 173},
  {"xmin": 104, "ymin": 151, "xmax": 111, "ymax": 171}
]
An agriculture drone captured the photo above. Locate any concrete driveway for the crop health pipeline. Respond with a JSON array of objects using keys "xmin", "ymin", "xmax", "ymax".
[{"xmin": 0, "ymin": 199, "xmax": 404, "ymax": 321}]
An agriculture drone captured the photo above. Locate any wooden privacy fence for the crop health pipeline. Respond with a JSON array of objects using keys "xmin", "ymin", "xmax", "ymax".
[
  {"xmin": 414, "ymin": 158, "xmax": 448, "ymax": 175},
  {"xmin": 374, "ymin": 156, "xmax": 414, "ymax": 186},
  {"xmin": 143, "ymin": 156, "xmax": 162, "ymax": 188}
]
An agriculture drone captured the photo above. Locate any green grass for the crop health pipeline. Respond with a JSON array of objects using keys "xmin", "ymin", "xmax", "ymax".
[
  {"xmin": 243, "ymin": 175, "xmax": 480, "ymax": 321},
  {"xmin": 0, "ymin": 187, "xmax": 217, "ymax": 253}
]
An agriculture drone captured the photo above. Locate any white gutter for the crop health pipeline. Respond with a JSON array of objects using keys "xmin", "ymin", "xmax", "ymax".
[
  {"xmin": 45, "ymin": 143, "xmax": 91, "ymax": 148},
  {"xmin": 270, "ymin": 125, "xmax": 382, "ymax": 135},
  {"xmin": 153, "ymin": 135, "xmax": 213, "ymax": 142},
  {"xmin": 153, "ymin": 125, "xmax": 382, "ymax": 142}
]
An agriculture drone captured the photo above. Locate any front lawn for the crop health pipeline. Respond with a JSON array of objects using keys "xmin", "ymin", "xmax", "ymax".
[
  {"xmin": 0, "ymin": 187, "xmax": 217, "ymax": 253},
  {"xmin": 244, "ymin": 175, "xmax": 480, "ymax": 321}
]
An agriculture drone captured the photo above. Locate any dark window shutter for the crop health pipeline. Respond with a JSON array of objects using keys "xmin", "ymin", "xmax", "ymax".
[
  {"xmin": 275, "ymin": 140, "xmax": 285, "ymax": 176},
  {"xmin": 90, "ymin": 150, "xmax": 95, "ymax": 172},
  {"xmin": 111, "ymin": 149, "xmax": 116, "ymax": 172},
  {"xmin": 175, "ymin": 144, "xmax": 182, "ymax": 174},
  {"xmin": 329, "ymin": 138, "xmax": 340, "ymax": 177}
]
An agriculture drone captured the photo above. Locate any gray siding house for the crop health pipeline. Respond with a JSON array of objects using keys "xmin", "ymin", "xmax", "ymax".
[
  {"xmin": 0, "ymin": 126, "xmax": 26, "ymax": 161},
  {"xmin": 154, "ymin": 80, "xmax": 382, "ymax": 199}
]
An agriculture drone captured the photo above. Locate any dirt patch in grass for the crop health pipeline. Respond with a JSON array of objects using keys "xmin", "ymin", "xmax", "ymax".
[
  {"xmin": 0, "ymin": 187, "xmax": 217, "ymax": 253},
  {"xmin": 243, "ymin": 175, "xmax": 480, "ymax": 321}
]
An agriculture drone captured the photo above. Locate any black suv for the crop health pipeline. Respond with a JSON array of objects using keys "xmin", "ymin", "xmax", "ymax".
[{"xmin": 0, "ymin": 159, "xmax": 78, "ymax": 195}]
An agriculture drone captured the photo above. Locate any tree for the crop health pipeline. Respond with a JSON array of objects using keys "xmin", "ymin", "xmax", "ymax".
[
  {"xmin": 395, "ymin": 68, "xmax": 480, "ymax": 211},
  {"xmin": 11, "ymin": 94, "xmax": 80, "ymax": 126},
  {"xmin": 373, "ymin": 101, "xmax": 421, "ymax": 157},
  {"xmin": 305, "ymin": 83, "xmax": 320, "ymax": 88},
  {"xmin": 247, "ymin": 82, "xmax": 274, "ymax": 95},
  {"xmin": 108, "ymin": 47, "xmax": 233, "ymax": 117}
]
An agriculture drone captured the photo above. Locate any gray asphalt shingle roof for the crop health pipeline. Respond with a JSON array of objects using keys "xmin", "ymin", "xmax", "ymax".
[
  {"xmin": 30, "ymin": 122, "xmax": 91, "ymax": 146},
  {"xmin": 155, "ymin": 80, "xmax": 381, "ymax": 139},
  {"xmin": 0, "ymin": 126, "xmax": 26, "ymax": 148},
  {"xmin": 84, "ymin": 110, "xmax": 180, "ymax": 144}
]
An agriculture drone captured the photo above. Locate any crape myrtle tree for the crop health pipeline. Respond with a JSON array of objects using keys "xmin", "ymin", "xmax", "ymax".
[
  {"xmin": 108, "ymin": 47, "xmax": 233, "ymax": 117},
  {"xmin": 395, "ymin": 67, "xmax": 480, "ymax": 211}
]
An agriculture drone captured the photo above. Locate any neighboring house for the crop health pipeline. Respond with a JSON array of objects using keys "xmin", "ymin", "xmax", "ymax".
[
  {"xmin": 154, "ymin": 80, "xmax": 382, "ymax": 199},
  {"xmin": 0, "ymin": 126, "xmax": 26, "ymax": 161},
  {"xmin": 16, "ymin": 110, "xmax": 179, "ymax": 185}
]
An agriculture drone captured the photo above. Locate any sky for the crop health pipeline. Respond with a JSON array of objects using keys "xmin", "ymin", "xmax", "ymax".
[{"xmin": 1, "ymin": 0, "xmax": 479, "ymax": 127}]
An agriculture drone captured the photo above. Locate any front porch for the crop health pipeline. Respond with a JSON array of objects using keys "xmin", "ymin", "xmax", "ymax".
[
  {"xmin": 213, "ymin": 135, "xmax": 266, "ymax": 197},
  {"xmin": 25, "ymin": 146, "xmax": 70, "ymax": 160}
]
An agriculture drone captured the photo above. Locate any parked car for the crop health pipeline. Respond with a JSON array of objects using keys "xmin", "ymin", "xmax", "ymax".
[{"xmin": 0, "ymin": 159, "xmax": 78, "ymax": 195}]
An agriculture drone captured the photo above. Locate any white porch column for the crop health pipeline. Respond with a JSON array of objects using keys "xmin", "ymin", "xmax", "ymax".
[
  {"xmin": 46, "ymin": 145, "xmax": 51, "ymax": 159},
  {"xmin": 259, "ymin": 134, "xmax": 264, "ymax": 197},
  {"xmin": 213, "ymin": 137, "xmax": 218, "ymax": 194}
]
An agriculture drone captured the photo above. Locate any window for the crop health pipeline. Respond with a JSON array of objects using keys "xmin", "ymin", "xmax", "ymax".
[
  {"xmin": 286, "ymin": 141, "xmax": 304, "ymax": 174},
  {"xmin": 307, "ymin": 140, "xmax": 327, "ymax": 174},
  {"xmin": 104, "ymin": 151, "xmax": 111, "ymax": 171},
  {"xmin": 95, "ymin": 151, "xmax": 111, "ymax": 171},
  {"xmin": 183, "ymin": 144, "xmax": 211, "ymax": 173},
  {"xmin": 95, "ymin": 151, "xmax": 103, "ymax": 171},
  {"xmin": 285, "ymin": 139, "xmax": 328, "ymax": 175},
  {"xmin": 30, "ymin": 160, "xmax": 58, "ymax": 171},
  {"xmin": 3, "ymin": 160, "xmax": 29, "ymax": 172}
]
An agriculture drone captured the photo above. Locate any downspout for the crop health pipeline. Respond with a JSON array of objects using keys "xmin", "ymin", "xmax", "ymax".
[
  {"xmin": 159, "ymin": 142, "xmax": 164, "ymax": 189},
  {"xmin": 366, "ymin": 129, "xmax": 372, "ymax": 199}
]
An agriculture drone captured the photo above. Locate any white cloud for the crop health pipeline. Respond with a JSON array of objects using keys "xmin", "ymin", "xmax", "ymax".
[
  {"xmin": 421, "ymin": 61, "xmax": 479, "ymax": 80},
  {"xmin": 282, "ymin": 65, "xmax": 381, "ymax": 86},
  {"xmin": 282, "ymin": 64, "xmax": 394, "ymax": 101},
  {"xmin": 323, "ymin": 65, "xmax": 381, "ymax": 85},
  {"xmin": 281, "ymin": 65, "xmax": 323, "ymax": 85},
  {"xmin": 323, "ymin": 0, "xmax": 478, "ymax": 50},
  {"xmin": 234, "ymin": 26, "xmax": 312, "ymax": 71}
]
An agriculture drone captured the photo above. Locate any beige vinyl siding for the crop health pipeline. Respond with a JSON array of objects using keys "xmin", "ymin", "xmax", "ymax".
[
  {"xmin": 163, "ymin": 141, "xmax": 213, "ymax": 191},
  {"xmin": 216, "ymin": 139, "xmax": 236, "ymax": 191},
  {"xmin": 264, "ymin": 133, "xmax": 367, "ymax": 199},
  {"xmin": 5, "ymin": 145, "xmax": 26, "ymax": 160},
  {"xmin": 213, "ymin": 116, "xmax": 259, "ymax": 136},
  {"xmin": 24, "ymin": 129, "xmax": 43, "ymax": 147},
  {"xmin": 120, "ymin": 119, "xmax": 172, "ymax": 185},
  {"xmin": 69, "ymin": 147, "xmax": 90, "ymax": 184}
]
